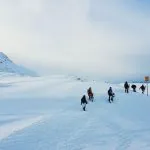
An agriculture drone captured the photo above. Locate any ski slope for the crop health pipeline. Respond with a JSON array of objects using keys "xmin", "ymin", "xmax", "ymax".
[{"xmin": 0, "ymin": 74, "xmax": 150, "ymax": 150}]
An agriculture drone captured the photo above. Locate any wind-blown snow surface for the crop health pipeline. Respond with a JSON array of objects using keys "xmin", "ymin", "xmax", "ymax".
[{"xmin": 0, "ymin": 74, "xmax": 150, "ymax": 150}]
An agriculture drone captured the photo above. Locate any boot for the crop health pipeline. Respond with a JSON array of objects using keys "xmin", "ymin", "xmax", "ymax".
[{"xmin": 83, "ymin": 106, "xmax": 86, "ymax": 111}]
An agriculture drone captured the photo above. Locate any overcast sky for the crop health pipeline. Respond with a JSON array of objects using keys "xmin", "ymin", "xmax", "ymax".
[{"xmin": 0, "ymin": 0, "xmax": 150, "ymax": 79}]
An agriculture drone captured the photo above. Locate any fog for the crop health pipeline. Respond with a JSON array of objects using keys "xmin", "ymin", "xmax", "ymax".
[{"xmin": 0, "ymin": 0, "xmax": 150, "ymax": 80}]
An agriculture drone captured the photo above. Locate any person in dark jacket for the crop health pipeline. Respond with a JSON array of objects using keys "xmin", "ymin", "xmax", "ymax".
[
  {"xmin": 131, "ymin": 84, "xmax": 136, "ymax": 92},
  {"xmin": 139, "ymin": 84, "xmax": 146, "ymax": 94},
  {"xmin": 81, "ymin": 95, "xmax": 88, "ymax": 111},
  {"xmin": 108, "ymin": 87, "xmax": 115, "ymax": 103},
  {"xmin": 124, "ymin": 81, "xmax": 129, "ymax": 93}
]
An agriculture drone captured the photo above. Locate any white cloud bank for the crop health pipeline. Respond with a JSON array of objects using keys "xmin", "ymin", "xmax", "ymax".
[{"xmin": 0, "ymin": 0, "xmax": 150, "ymax": 80}]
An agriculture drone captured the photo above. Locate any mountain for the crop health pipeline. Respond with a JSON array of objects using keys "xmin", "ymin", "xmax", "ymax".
[{"xmin": 0, "ymin": 52, "xmax": 37, "ymax": 76}]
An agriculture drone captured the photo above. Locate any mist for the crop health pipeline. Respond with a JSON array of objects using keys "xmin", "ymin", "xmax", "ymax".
[{"xmin": 0, "ymin": 0, "xmax": 150, "ymax": 81}]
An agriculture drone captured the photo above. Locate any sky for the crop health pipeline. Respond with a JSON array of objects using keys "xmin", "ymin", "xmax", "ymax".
[{"xmin": 0, "ymin": 0, "xmax": 150, "ymax": 80}]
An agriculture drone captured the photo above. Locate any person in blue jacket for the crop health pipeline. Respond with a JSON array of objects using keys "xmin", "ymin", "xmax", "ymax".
[{"xmin": 108, "ymin": 87, "xmax": 115, "ymax": 103}]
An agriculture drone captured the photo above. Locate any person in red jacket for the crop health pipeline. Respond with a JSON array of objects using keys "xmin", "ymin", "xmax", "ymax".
[{"xmin": 87, "ymin": 87, "xmax": 94, "ymax": 102}]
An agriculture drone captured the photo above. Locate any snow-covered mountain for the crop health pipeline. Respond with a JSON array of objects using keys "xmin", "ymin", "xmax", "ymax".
[{"xmin": 0, "ymin": 52, "xmax": 37, "ymax": 76}]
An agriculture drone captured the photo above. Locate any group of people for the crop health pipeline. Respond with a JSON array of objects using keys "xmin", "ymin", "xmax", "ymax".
[
  {"xmin": 81, "ymin": 86, "xmax": 115, "ymax": 111},
  {"xmin": 80, "ymin": 82, "xmax": 147, "ymax": 111},
  {"xmin": 81, "ymin": 87, "xmax": 94, "ymax": 111},
  {"xmin": 124, "ymin": 81, "xmax": 146, "ymax": 94}
]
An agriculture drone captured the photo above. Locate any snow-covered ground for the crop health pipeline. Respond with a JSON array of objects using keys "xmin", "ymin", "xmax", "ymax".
[{"xmin": 0, "ymin": 74, "xmax": 150, "ymax": 150}]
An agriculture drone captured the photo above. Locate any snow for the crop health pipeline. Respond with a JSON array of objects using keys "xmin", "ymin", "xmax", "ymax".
[
  {"xmin": 0, "ymin": 73, "xmax": 150, "ymax": 150},
  {"xmin": 0, "ymin": 116, "xmax": 43, "ymax": 140},
  {"xmin": 0, "ymin": 52, "xmax": 37, "ymax": 76}
]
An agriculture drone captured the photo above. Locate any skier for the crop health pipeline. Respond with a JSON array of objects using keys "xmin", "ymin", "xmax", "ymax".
[
  {"xmin": 124, "ymin": 81, "xmax": 129, "ymax": 93},
  {"xmin": 87, "ymin": 87, "xmax": 94, "ymax": 102},
  {"xmin": 139, "ymin": 84, "xmax": 146, "ymax": 94},
  {"xmin": 131, "ymin": 84, "xmax": 136, "ymax": 92},
  {"xmin": 81, "ymin": 95, "xmax": 88, "ymax": 111},
  {"xmin": 108, "ymin": 87, "xmax": 115, "ymax": 103}
]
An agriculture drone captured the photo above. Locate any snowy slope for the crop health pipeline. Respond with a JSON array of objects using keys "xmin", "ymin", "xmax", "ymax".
[
  {"xmin": 0, "ymin": 52, "xmax": 37, "ymax": 76},
  {"xmin": 0, "ymin": 75, "xmax": 150, "ymax": 150}
]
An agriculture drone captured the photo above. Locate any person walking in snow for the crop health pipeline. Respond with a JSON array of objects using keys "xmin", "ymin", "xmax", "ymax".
[
  {"xmin": 131, "ymin": 84, "xmax": 136, "ymax": 92},
  {"xmin": 108, "ymin": 87, "xmax": 115, "ymax": 103},
  {"xmin": 124, "ymin": 81, "xmax": 129, "ymax": 93},
  {"xmin": 139, "ymin": 84, "xmax": 146, "ymax": 94},
  {"xmin": 81, "ymin": 95, "xmax": 88, "ymax": 111},
  {"xmin": 87, "ymin": 87, "xmax": 94, "ymax": 102}
]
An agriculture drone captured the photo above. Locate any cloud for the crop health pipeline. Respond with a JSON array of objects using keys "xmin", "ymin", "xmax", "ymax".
[{"xmin": 0, "ymin": 0, "xmax": 150, "ymax": 79}]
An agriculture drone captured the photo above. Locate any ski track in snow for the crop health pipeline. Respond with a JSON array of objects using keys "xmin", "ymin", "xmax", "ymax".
[
  {"xmin": 0, "ymin": 99, "xmax": 150, "ymax": 150},
  {"xmin": 0, "ymin": 76, "xmax": 150, "ymax": 150}
]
